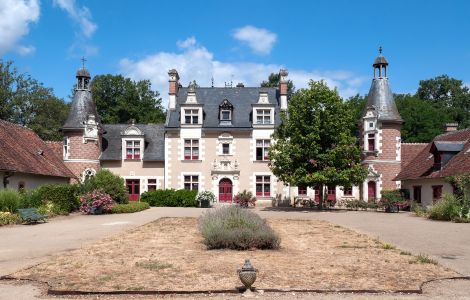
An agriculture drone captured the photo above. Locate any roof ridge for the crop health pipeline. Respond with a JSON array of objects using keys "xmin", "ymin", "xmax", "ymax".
[
  {"xmin": 435, "ymin": 127, "xmax": 470, "ymax": 139},
  {"xmin": 402, "ymin": 142, "xmax": 428, "ymax": 145}
]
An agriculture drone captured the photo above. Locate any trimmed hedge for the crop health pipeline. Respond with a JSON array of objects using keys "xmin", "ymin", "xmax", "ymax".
[
  {"xmin": 35, "ymin": 184, "xmax": 80, "ymax": 215},
  {"xmin": 110, "ymin": 202, "xmax": 150, "ymax": 214},
  {"xmin": 141, "ymin": 189, "xmax": 198, "ymax": 207}
]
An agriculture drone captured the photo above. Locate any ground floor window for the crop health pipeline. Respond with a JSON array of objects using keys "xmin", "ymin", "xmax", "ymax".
[
  {"xmin": 184, "ymin": 175, "xmax": 199, "ymax": 191},
  {"xmin": 148, "ymin": 179, "xmax": 157, "ymax": 191},
  {"xmin": 256, "ymin": 175, "xmax": 270, "ymax": 197},
  {"xmin": 413, "ymin": 186, "xmax": 422, "ymax": 203},
  {"xmin": 432, "ymin": 185, "xmax": 443, "ymax": 202},
  {"xmin": 298, "ymin": 186, "xmax": 307, "ymax": 196},
  {"xmin": 327, "ymin": 185, "xmax": 336, "ymax": 200},
  {"xmin": 343, "ymin": 186, "xmax": 353, "ymax": 196}
]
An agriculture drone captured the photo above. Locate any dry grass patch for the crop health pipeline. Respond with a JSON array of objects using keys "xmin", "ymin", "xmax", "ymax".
[{"xmin": 13, "ymin": 217, "xmax": 457, "ymax": 292}]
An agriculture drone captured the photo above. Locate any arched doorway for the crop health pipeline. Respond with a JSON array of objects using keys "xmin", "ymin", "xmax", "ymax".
[
  {"xmin": 368, "ymin": 181, "xmax": 377, "ymax": 201},
  {"xmin": 219, "ymin": 178, "xmax": 233, "ymax": 203}
]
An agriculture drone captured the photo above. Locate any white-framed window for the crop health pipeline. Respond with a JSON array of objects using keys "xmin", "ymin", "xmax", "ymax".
[
  {"xmin": 256, "ymin": 139, "xmax": 270, "ymax": 161},
  {"xmin": 184, "ymin": 109, "xmax": 199, "ymax": 124},
  {"xmin": 222, "ymin": 143, "xmax": 230, "ymax": 155},
  {"xmin": 148, "ymin": 179, "xmax": 157, "ymax": 191},
  {"xmin": 256, "ymin": 175, "xmax": 271, "ymax": 197},
  {"xmin": 63, "ymin": 136, "xmax": 69, "ymax": 159},
  {"xmin": 220, "ymin": 110, "xmax": 231, "ymax": 121},
  {"xmin": 184, "ymin": 175, "xmax": 199, "ymax": 191},
  {"xmin": 256, "ymin": 109, "xmax": 272, "ymax": 124},
  {"xmin": 184, "ymin": 139, "xmax": 199, "ymax": 160},
  {"xmin": 126, "ymin": 140, "xmax": 141, "ymax": 159}
]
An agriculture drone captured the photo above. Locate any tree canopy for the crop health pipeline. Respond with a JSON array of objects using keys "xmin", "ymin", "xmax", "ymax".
[
  {"xmin": 269, "ymin": 80, "xmax": 368, "ymax": 206},
  {"xmin": 260, "ymin": 72, "xmax": 295, "ymax": 94},
  {"xmin": 91, "ymin": 74, "xmax": 166, "ymax": 124},
  {"xmin": 0, "ymin": 60, "xmax": 69, "ymax": 141}
]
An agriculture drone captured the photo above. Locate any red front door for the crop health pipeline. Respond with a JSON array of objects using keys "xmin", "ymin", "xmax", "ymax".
[
  {"xmin": 368, "ymin": 181, "xmax": 376, "ymax": 200},
  {"xmin": 126, "ymin": 179, "xmax": 140, "ymax": 201},
  {"xmin": 219, "ymin": 178, "xmax": 233, "ymax": 203},
  {"xmin": 327, "ymin": 186, "xmax": 336, "ymax": 201}
]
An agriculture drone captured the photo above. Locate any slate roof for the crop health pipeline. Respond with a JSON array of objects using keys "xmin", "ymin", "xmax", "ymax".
[
  {"xmin": 166, "ymin": 87, "xmax": 281, "ymax": 129},
  {"xmin": 0, "ymin": 120, "xmax": 74, "ymax": 178},
  {"xmin": 101, "ymin": 124, "xmax": 165, "ymax": 161},
  {"xmin": 364, "ymin": 78, "xmax": 403, "ymax": 122},
  {"xmin": 395, "ymin": 128, "xmax": 470, "ymax": 181},
  {"xmin": 62, "ymin": 89, "xmax": 101, "ymax": 130}
]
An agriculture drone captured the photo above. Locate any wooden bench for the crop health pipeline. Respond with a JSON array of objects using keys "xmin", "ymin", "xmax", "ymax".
[{"xmin": 17, "ymin": 208, "xmax": 47, "ymax": 224}]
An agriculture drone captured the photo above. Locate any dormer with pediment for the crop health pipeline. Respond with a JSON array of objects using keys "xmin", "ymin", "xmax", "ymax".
[
  {"xmin": 121, "ymin": 121, "xmax": 145, "ymax": 160},
  {"xmin": 252, "ymin": 88, "xmax": 275, "ymax": 128},
  {"xmin": 180, "ymin": 85, "xmax": 204, "ymax": 127},
  {"xmin": 219, "ymin": 99, "xmax": 233, "ymax": 126}
]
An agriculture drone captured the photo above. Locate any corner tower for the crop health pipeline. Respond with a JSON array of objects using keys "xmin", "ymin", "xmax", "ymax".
[
  {"xmin": 361, "ymin": 48, "xmax": 403, "ymax": 201},
  {"xmin": 62, "ymin": 61, "xmax": 102, "ymax": 182}
]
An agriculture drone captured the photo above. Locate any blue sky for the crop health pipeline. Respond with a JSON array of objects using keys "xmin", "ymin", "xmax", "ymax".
[{"xmin": 2, "ymin": 0, "xmax": 470, "ymax": 106}]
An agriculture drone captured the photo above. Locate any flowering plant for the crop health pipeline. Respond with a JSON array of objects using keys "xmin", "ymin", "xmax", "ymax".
[
  {"xmin": 234, "ymin": 190, "xmax": 256, "ymax": 208},
  {"xmin": 80, "ymin": 189, "xmax": 114, "ymax": 214}
]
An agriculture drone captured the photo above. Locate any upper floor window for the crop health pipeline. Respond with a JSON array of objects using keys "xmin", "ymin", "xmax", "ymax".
[
  {"xmin": 256, "ymin": 139, "xmax": 270, "ymax": 161},
  {"xmin": 256, "ymin": 109, "xmax": 272, "ymax": 124},
  {"xmin": 184, "ymin": 139, "xmax": 199, "ymax": 160},
  {"xmin": 63, "ymin": 137, "xmax": 69, "ymax": 159},
  {"xmin": 256, "ymin": 175, "xmax": 270, "ymax": 197},
  {"xmin": 184, "ymin": 175, "xmax": 199, "ymax": 191},
  {"xmin": 368, "ymin": 133, "xmax": 375, "ymax": 151},
  {"xmin": 126, "ymin": 140, "xmax": 141, "ymax": 159},
  {"xmin": 184, "ymin": 109, "xmax": 199, "ymax": 124},
  {"xmin": 222, "ymin": 143, "xmax": 230, "ymax": 155}
]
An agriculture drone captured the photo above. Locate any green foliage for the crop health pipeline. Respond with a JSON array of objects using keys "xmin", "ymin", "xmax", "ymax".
[
  {"xmin": 91, "ymin": 74, "xmax": 165, "ymax": 124},
  {"xmin": 415, "ymin": 254, "xmax": 438, "ymax": 265},
  {"xmin": 260, "ymin": 72, "xmax": 295, "ymax": 94},
  {"xmin": 446, "ymin": 173, "xmax": 470, "ymax": 206},
  {"xmin": 82, "ymin": 170, "xmax": 128, "ymax": 204},
  {"xmin": 140, "ymin": 189, "xmax": 198, "ymax": 207},
  {"xmin": 20, "ymin": 189, "xmax": 43, "ymax": 208},
  {"xmin": 344, "ymin": 94, "xmax": 366, "ymax": 136},
  {"xmin": 395, "ymin": 94, "xmax": 451, "ymax": 143},
  {"xmin": 199, "ymin": 206, "xmax": 280, "ymax": 250},
  {"xmin": 345, "ymin": 199, "xmax": 368, "ymax": 210},
  {"xmin": 0, "ymin": 189, "xmax": 22, "ymax": 212},
  {"xmin": 428, "ymin": 194, "xmax": 461, "ymax": 221},
  {"xmin": 0, "ymin": 60, "xmax": 69, "ymax": 141},
  {"xmin": 196, "ymin": 191, "xmax": 216, "ymax": 207},
  {"xmin": 269, "ymin": 80, "xmax": 368, "ymax": 207},
  {"xmin": 0, "ymin": 212, "xmax": 21, "ymax": 226},
  {"xmin": 36, "ymin": 184, "xmax": 80, "ymax": 215},
  {"xmin": 412, "ymin": 202, "xmax": 428, "ymax": 217},
  {"xmin": 233, "ymin": 190, "xmax": 256, "ymax": 208},
  {"xmin": 110, "ymin": 202, "xmax": 150, "ymax": 214}
]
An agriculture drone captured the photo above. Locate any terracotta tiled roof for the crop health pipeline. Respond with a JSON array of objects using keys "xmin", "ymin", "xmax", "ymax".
[
  {"xmin": 401, "ymin": 143, "xmax": 427, "ymax": 167},
  {"xmin": 395, "ymin": 128, "xmax": 470, "ymax": 180},
  {"xmin": 45, "ymin": 141, "xmax": 64, "ymax": 160},
  {"xmin": 0, "ymin": 120, "xmax": 74, "ymax": 178}
]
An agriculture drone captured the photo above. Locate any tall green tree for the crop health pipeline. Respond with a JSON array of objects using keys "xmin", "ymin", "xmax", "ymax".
[
  {"xmin": 344, "ymin": 94, "xmax": 366, "ymax": 136},
  {"xmin": 91, "ymin": 74, "xmax": 166, "ymax": 124},
  {"xmin": 0, "ymin": 60, "xmax": 69, "ymax": 141},
  {"xmin": 269, "ymin": 80, "xmax": 368, "ymax": 208},
  {"xmin": 260, "ymin": 72, "xmax": 295, "ymax": 94},
  {"xmin": 395, "ymin": 94, "xmax": 451, "ymax": 142}
]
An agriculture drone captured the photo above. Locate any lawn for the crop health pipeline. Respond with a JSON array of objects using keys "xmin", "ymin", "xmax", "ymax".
[{"xmin": 13, "ymin": 217, "xmax": 457, "ymax": 292}]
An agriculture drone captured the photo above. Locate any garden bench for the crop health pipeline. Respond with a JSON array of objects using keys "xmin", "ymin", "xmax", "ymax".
[{"xmin": 17, "ymin": 208, "xmax": 47, "ymax": 224}]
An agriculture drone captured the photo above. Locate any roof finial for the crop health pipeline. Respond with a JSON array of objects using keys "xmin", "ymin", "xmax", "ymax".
[
  {"xmin": 211, "ymin": 76, "xmax": 214, "ymax": 88},
  {"xmin": 379, "ymin": 46, "xmax": 382, "ymax": 54},
  {"xmin": 81, "ymin": 56, "xmax": 87, "ymax": 69}
]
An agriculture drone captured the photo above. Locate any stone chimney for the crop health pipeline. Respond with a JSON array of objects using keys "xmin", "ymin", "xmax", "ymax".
[
  {"xmin": 279, "ymin": 69, "xmax": 289, "ymax": 111},
  {"xmin": 444, "ymin": 123, "xmax": 458, "ymax": 133},
  {"xmin": 168, "ymin": 69, "xmax": 180, "ymax": 110}
]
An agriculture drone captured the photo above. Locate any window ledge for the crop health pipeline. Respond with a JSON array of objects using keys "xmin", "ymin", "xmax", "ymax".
[
  {"xmin": 253, "ymin": 160, "xmax": 270, "ymax": 163},
  {"xmin": 181, "ymin": 159, "xmax": 203, "ymax": 163},
  {"xmin": 124, "ymin": 159, "xmax": 142, "ymax": 162}
]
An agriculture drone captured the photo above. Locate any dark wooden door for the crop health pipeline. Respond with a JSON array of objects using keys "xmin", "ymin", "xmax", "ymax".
[
  {"xmin": 219, "ymin": 179, "xmax": 233, "ymax": 203},
  {"xmin": 368, "ymin": 181, "xmax": 376, "ymax": 200},
  {"xmin": 126, "ymin": 179, "xmax": 140, "ymax": 201}
]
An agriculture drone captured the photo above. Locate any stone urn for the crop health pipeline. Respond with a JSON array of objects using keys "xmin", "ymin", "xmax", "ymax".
[{"xmin": 237, "ymin": 259, "xmax": 257, "ymax": 290}]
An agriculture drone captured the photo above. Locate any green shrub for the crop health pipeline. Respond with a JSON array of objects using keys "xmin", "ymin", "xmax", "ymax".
[
  {"xmin": 0, "ymin": 189, "xmax": 22, "ymax": 212},
  {"xmin": 412, "ymin": 202, "xmax": 428, "ymax": 217},
  {"xmin": 0, "ymin": 212, "xmax": 22, "ymax": 225},
  {"xmin": 20, "ymin": 189, "xmax": 43, "ymax": 208},
  {"xmin": 82, "ymin": 170, "xmax": 128, "ymax": 204},
  {"xmin": 199, "ymin": 206, "xmax": 281, "ymax": 250},
  {"xmin": 141, "ymin": 189, "xmax": 197, "ymax": 207},
  {"xmin": 345, "ymin": 199, "xmax": 368, "ymax": 210},
  {"xmin": 233, "ymin": 190, "xmax": 256, "ymax": 208},
  {"xmin": 428, "ymin": 194, "xmax": 462, "ymax": 221},
  {"xmin": 36, "ymin": 184, "xmax": 80, "ymax": 215},
  {"xmin": 111, "ymin": 202, "xmax": 150, "ymax": 214}
]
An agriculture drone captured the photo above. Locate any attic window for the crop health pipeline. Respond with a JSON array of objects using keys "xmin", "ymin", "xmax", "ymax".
[{"xmin": 219, "ymin": 99, "xmax": 233, "ymax": 126}]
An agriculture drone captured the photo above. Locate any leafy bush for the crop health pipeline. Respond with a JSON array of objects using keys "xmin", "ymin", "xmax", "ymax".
[
  {"xmin": 110, "ymin": 202, "xmax": 149, "ymax": 214},
  {"xmin": 345, "ymin": 199, "xmax": 368, "ymax": 210},
  {"xmin": 233, "ymin": 190, "xmax": 256, "ymax": 208},
  {"xmin": 82, "ymin": 170, "xmax": 128, "ymax": 204},
  {"xmin": 412, "ymin": 202, "xmax": 428, "ymax": 217},
  {"xmin": 428, "ymin": 194, "xmax": 461, "ymax": 221},
  {"xmin": 199, "ymin": 206, "xmax": 280, "ymax": 250},
  {"xmin": 36, "ymin": 184, "xmax": 80, "ymax": 215},
  {"xmin": 141, "ymin": 189, "xmax": 198, "ymax": 207},
  {"xmin": 20, "ymin": 189, "xmax": 43, "ymax": 208},
  {"xmin": 196, "ymin": 191, "xmax": 216, "ymax": 207},
  {"xmin": 0, "ymin": 189, "xmax": 22, "ymax": 212},
  {"xmin": 379, "ymin": 189, "xmax": 405, "ymax": 212},
  {"xmin": 80, "ymin": 190, "xmax": 114, "ymax": 215},
  {"xmin": 0, "ymin": 212, "xmax": 21, "ymax": 225}
]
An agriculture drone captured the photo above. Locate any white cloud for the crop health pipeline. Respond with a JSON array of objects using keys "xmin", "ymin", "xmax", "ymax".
[
  {"xmin": 119, "ymin": 37, "xmax": 367, "ymax": 108},
  {"xmin": 0, "ymin": 0, "xmax": 39, "ymax": 56},
  {"xmin": 233, "ymin": 25, "xmax": 277, "ymax": 55},
  {"xmin": 53, "ymin": 0, "xmax": 97, "ymax": 38},
  {"xmin": 177, "ymin": 36, "xmax": 196, "ymax": 49}
]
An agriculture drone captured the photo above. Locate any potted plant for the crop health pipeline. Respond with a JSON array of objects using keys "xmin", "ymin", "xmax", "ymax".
[{"xmin": 196, "ymin": 191, "xmax": 216, "ymax": 208}]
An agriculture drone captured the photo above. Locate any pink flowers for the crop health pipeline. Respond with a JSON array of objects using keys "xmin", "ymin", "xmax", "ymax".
[{"xmin": 80, "ymin": 190, "xmax": 114, "ymax": 214}]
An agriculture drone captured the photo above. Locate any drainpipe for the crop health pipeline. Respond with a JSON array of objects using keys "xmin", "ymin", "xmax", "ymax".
[{"xmin": 3, "ymin": 171, "xmax": 14, "ymax": 189}]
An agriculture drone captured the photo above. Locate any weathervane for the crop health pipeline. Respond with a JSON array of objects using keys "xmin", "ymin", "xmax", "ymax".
[
  {"xmin": 81, "ymin": 56, "xmax": 87, "ymax": 69},
  {"xmin": 379, "ymin": 46, "xmax": 382, "ymax": 54}
]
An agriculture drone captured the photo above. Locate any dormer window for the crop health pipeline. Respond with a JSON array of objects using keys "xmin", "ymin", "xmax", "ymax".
[
  {"xmin": 256, "ymin": 109, "xmax": 272, "ymax": 124},
  {"xmin": 219, "ymin": 99, "xmax": 233, "ymax": 126},
  {"xmin": 184, "ymin": 109, "xmax": 199, "ymax": 124},
  {"xmin": 121, "ymin": 123, "xmax": 144, "ymax": 160},
  {"xmin": 126, "ymin": 140, "xmax": 141, "ymax": 159}
]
